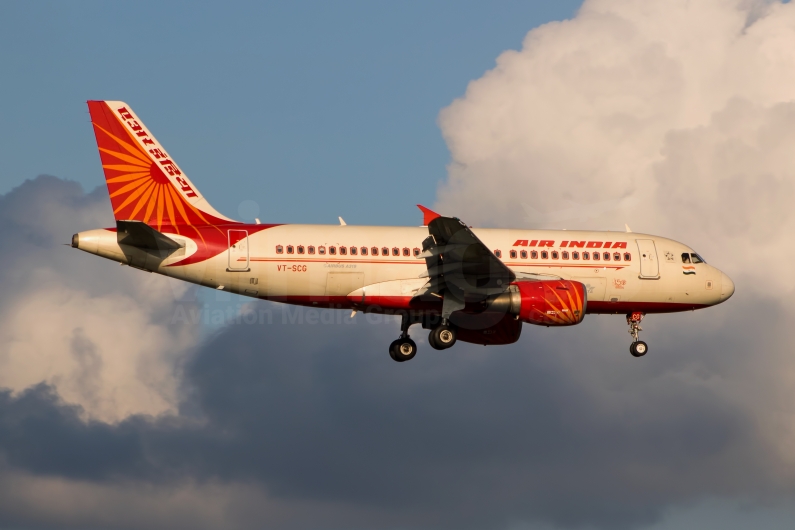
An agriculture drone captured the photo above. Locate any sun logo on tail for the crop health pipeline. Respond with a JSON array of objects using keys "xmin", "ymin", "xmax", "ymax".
[{"xmin": 88, "ymin": 100, "xmax": 230, "ymax": 232}]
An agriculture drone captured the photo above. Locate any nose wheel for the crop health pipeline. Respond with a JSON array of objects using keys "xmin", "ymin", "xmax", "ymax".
[{"xmin": 627, "ymin": 312, "xmax": 648, "ymax": 358}]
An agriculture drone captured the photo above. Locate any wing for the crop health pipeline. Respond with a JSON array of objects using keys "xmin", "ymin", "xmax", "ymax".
[{"xmin": 418, "ymin": 216, "xmax": 515, "ymax": 319}]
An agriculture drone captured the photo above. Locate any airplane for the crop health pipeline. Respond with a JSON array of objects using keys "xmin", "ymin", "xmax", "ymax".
[{"xmin": 71, "ymin": 101, "xmax": 735, "ymax": 362}]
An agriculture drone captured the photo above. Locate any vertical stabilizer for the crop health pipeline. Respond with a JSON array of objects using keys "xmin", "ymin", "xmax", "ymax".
[{"xmin": 87, "ymin": 100, "xmax": 235, "ymax": 229}]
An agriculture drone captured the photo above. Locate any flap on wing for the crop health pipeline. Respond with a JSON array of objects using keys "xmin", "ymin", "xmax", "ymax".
[
  {"xmin": 117, "ymin": 220, "xmax": 183, "ymax": 251},
  {"xmin": 424, "ymin": 216, "xmax": 515, "ymax": 299}
]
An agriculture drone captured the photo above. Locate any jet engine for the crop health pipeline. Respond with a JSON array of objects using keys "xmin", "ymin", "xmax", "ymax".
[{"xmin": 486, "ymin": 280, "xmax": 587, "ymax": 326}]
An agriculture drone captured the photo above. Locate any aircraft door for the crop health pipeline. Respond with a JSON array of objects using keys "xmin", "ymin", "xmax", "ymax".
[
  {"xmin": 228, "ymin": 229, "xmax": 249, "ymax": 271},
  {"xmin": 636, "ymin": 239, "xmax": 659, "ymax": 279}
]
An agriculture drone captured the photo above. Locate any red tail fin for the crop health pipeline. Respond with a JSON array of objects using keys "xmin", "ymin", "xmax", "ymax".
[{"xmin": 87, "ymin": 100, "xmax": 234, "ymax": 230}]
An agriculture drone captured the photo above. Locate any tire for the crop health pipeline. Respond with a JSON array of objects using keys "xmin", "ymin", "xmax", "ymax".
[
  {"xmin": 389, "ymin": 340, "xmax": 402, "ymax": 362},
  {"xmin": 428, "ymin": 331, "xmax": 444, "ymax": 350},
  {"xmin": 393, "ymin": 338, "xmax": 417, "ymax": 362},
  {"xmin": 630, "ymin": 341, "xmax": 648, "ymax": 358},
  {"xmin": 431, "ymin": 325, "xmax": 457, "ymax": 350}
]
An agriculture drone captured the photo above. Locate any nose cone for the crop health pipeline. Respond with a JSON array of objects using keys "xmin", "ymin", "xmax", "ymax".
[{"xmin": 720, "ymin": 272, "xmax": 735, "ymax": 302}]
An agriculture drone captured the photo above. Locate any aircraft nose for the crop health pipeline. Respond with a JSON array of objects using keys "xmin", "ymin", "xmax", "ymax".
[{"xmin": 720, "ymin": 272, "xmax": 735, "ymax": 302}]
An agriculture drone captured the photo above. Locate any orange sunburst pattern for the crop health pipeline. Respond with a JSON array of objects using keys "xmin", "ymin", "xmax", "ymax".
[
  {"xmin": 515, "ymin": 280, "xmax": 586, "ymax": 326},
  {"xmin": 87, "ymin": 100, "xmax": 228, "ymax": 232}
]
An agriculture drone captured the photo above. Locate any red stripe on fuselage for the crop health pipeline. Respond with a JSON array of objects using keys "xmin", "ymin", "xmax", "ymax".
[{"xmin": 257, "ymin": 295, "xmax": 708, "ymax": 315}]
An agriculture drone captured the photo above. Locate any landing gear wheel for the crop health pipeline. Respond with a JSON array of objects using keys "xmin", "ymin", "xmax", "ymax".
[
  {"xmin": 430, "ymin": 325, "xmax": 457, "ymax": 350},
  {"xmin": 390, "ymin": 338, "xmax": 417, "ymax": 362},
  {"xmin": 428, "ymin": 331, "xmax": 443, "ymax": 350},
  {"xmin": 630, "ymin": 341, "xmax": 648, "ymax": 358},
  {"xmin": 389, "ymin": 340, "xmax": 400, "ymax": 361}
]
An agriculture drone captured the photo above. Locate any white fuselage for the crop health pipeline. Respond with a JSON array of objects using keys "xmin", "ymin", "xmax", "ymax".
[{"xmin": 74, "ymin": 224, "xmax": 734, "ymax": 314}]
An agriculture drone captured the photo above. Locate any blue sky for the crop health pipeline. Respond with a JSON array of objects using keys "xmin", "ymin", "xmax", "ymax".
[{"xmin": 0, "ymin": 0, "xmax": 582, "ymax": 226}]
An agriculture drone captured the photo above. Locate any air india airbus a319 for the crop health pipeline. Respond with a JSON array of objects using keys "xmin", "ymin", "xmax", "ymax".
[{"xmin": 72, "ymin": 101, "xmax": 735, "ymax": 362}]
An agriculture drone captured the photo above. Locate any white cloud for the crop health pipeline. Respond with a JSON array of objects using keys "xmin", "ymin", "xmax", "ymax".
[
  {"xmin": 434, "ymin": 0, "xmax": 795, "ymax": 506},
  {"xmin": 437, "ymin": 0, "xmax": 795, "ymax": 247},
  {"xmin": 0, "ymin": 177, "xmax": 200, "ymax": 422}
]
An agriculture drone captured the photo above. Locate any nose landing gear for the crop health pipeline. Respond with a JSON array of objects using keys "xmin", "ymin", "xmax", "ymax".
[{"xmin": 627, "ymin": 312, "xmax": 648, "ymax": 358}]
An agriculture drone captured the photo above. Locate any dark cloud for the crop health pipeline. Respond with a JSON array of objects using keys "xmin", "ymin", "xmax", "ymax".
[{"xmin": 1, "ymin": 178, "xmax": 794, "ymax": 530}]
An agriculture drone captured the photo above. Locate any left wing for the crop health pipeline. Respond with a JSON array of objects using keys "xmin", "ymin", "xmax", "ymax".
[{"xmin": 419, "ymin": 216, "xmax": 515, "ymax": 319}]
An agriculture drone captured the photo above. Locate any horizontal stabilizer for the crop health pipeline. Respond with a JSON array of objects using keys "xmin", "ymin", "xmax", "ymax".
[{"xmin": 117, "ymin": 220, "xmax": 183, "ymax": 251}]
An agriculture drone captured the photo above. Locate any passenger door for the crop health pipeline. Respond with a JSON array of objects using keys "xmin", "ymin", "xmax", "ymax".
[
  {"xmin": 636, "ymin": 239, "xmax": 659, "ymax": 279},
  {"xmin": 227, "ymin": 229, "xmax": 249, "ymax": 271}
]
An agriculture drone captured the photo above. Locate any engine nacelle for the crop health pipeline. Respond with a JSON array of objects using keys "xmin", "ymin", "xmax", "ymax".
[{"xmin": 512, "ymin": 280, "xmax": 587, "ymax": 326}]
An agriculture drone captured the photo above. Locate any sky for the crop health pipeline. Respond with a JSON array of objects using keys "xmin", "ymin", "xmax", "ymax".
[
  {"xmin": 0, "ymin": 0, "xmax": 582, "ymax": 227},
  {"xmin": 4, "ymin": 1, "xmax": 795, "ymax": 529}
]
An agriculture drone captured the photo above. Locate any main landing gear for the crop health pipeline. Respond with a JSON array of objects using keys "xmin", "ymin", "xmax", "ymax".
[
  {"xmin": 627, "ymin": 312, "xmax": 648, "ymax": 358},
  {"xmin": 389, "ymin": 312, "xmax": 418, "ymax": 362},
  {"xmin": 388, "ymin": 314, "xmax": 458, "ymax": 362},
  {"xmin": 428, "ymin": 322, "xmax": 457, "ymax": 351}
]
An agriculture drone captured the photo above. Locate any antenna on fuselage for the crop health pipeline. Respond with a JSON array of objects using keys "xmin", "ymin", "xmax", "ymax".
[
  {"xmin": 625, "ymin": 224, "xmax": 632, "ymax": 233},
  {"xmin": 339, "ymin": 217, "xmax": 347, "ymax": 226}
]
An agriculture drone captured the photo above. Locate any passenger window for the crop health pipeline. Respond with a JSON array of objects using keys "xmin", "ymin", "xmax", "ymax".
[
  {"xmin": 510, "ymin": 250, "xmax": 517, "ymax": 259},
  {"xmin": 403, "ymin": 247, "xmax": 410, "ymax": 257},
  {"xmin": 562, "ymin": 251, "xmax": 569, "ymax": 260},
  {"xmin": 572, "ymin": 251, "xmax": 580, "ymax": 260},
  {"xmin": 551, "ymin": 251, "xmax": 559, "ymax": 259},
  {"xmin": 495, "ymin": 250, "xmax": 502, "ymax": 258},
  {"xmin": 520, "ymin": 250, "xmax": 527, "ymax": 259},
  {"xmin": 593, "ymin": 252, "xmax": 600, "ymax": 261},
  {"xmin": 682, "ymin": 253, "xmax": 691, "ymax": 264},
  {"xmin": 603, "ymin": 252, "xmax": 610, "ymax": 261},
  {"xmin": 531, "ymin": 250, "xmax": 538, "ymax": 259},
  {"xmin": 623, "ymin": 252, "xmax": 631, "ymax": 261},
  {"xmin": 613, "ymin": 252, "xmax": 621, "ymax": 261},
  {"xmin": 318, "ymin": 246, "xmax": 326, "ymax": 255},
  {"xmin": 276, "ymin": 245, "xmax": 283, "ymax": 254},
  {"xmin": 541, "ymin": 251, "xmax": 549, "ymax": 259},
  {"xmin": 392, "ymin": 247, "xmax": 399, "ymax": 256},
  {"xmin": 350, "ymin": 247, "xmax": 358, "ymax": 255},
  {"xmin": 372, "ymin": 247, "xmax": 378, "ymax": 256},
  {"xmin": 413, "ymin": 247, "xmax": 421, "ymax": 257},
  {"xmin": 583, "ymin": 251, "xmax": 590, "ymax": 260},
  {"xmin": 691, "ymin": 253, "xmax": 705, "ymax": 264},
  {"xmin": 308, "ymin": 246, "xmax": 315, "ymax": 255},
  {"xmin": 382, "ymin": 247, "xmax": 389, "ymax": 256},
  {"xmin": 286, "ymin": 245, "xmax": 294, "ymax": 254},
  {"xmin": 339, "ymin": 246, "xmax": 347, "ymax": 255},
  {"xmin": 329, "ymin": 246, "xmax": 336, "ymax": 255},
  {"xmin": 361, "ymin": 247, "xmax": 368, "ymax": 256},
  {"xmin": 297, "ymin": 245, "xmax": 305, "ymax": 254}
]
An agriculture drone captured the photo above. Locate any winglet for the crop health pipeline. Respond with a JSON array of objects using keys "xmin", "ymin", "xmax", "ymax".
[{"xmin": 417, "ymin": 204, "xmax": 441, "ymax": 226}]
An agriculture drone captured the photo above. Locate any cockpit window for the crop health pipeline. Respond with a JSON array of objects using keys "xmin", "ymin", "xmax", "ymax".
[
  {"xmin": 681, "ymin": 252, "xmax": 691, "ymax": 264},
  {"xmin": 690, "ymin": 253, "xmax": 706, "ymax": 264}
]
